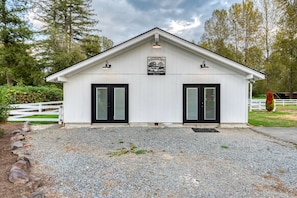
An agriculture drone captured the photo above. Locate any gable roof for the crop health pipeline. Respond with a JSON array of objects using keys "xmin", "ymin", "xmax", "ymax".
[{"xmin": 46, "ymin": 27, "xmax": 265, "ymax": 82}]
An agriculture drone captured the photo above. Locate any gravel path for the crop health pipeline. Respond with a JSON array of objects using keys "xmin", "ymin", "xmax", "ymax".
[{"xmin": 28, "ymin": 127, "xmax": 297, "ymax": 198}]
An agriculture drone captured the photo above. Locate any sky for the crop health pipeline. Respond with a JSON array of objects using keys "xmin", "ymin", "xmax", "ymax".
[{"xmin": 91, "ymin": 0, "xmax": 242, "ymax": 45}]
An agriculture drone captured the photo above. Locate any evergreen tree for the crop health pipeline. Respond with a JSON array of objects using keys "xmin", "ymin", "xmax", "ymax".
[
  {"xmin": 0, "ymin": 0, "xmax": 37, "ymax": 86},
  {"xmin": 33, "ymin": 0, "xmax": 102, "ymax": 74}
]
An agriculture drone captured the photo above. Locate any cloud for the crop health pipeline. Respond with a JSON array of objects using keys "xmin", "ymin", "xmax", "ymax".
[
  {"xmin": 166, "ymin": 16, "xmax": 201, "ymax": 35},
  {"xmin": 26, "ymin": 0, "xmax": 243, "ymax": 45}
]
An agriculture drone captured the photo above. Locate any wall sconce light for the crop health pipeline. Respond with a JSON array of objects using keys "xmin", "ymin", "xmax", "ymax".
[
  {"xmin": 152, "ymin": 33, "xmax": 161, "ymax": 49},
  {"xmin": 200, "ymin": 61, "xmax": 209, "ymax": 69},
  {"xmin": 102, "ymin": 61, "xmax": 111, "ymax": 69}
]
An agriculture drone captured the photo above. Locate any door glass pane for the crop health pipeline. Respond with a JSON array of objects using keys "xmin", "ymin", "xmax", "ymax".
[
  {"xmin": 187, "ymin": 88, "xmax": 198, "ymax": 120},
  {"xmin": 114, "ymin": 88, "xmax": 125, "ymax": 120},
  {"xmin": 96, "ymin": 88, "xmax": 108, "ymax": 120},
  {"xmin": 204, "ymin": 87, "xmax": 216, "ymax": 120}
]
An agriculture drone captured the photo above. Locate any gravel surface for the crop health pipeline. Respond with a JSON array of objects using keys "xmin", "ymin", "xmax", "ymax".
[{"xmin": 28, "ymin": 127, "xmax": 297, "ymax": 197}]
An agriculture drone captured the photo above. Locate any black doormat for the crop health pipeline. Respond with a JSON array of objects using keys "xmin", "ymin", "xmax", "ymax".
[{"xmin": 192, "ymin": 128, "xmax": 219, "ymax": 133}]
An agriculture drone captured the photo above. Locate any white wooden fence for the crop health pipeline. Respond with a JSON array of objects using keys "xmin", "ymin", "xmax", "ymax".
[
  {"xmin": 249, "ymin": 99, "xmax": 297, "ymax": 111},
  {"xmin": 8, "ymin": 101, "xmax": 63, "ymax": 124}
]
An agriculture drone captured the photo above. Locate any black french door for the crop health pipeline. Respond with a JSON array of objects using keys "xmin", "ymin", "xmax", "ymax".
[
  {"xmin": 183, "ymin": 84, "xmax": 220, "ymax": 123},
  {"xmin": 91, "ymin": 84, "xmax": 128, "ymax": 123}
]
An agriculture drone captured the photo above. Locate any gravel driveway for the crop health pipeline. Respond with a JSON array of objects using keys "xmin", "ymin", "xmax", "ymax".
[{"xmin": 28, "ymin": 127, "xmax": 297, "ymax": 198}]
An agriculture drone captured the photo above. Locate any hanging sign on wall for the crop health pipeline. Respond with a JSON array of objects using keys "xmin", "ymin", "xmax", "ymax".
[{"xmin": 147, "ymin": 57, "xmax": 166, "ymax": 75}]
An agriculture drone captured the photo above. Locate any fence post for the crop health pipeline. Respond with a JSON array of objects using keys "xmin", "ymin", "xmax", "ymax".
[
  {"xmin": 38, "ymin": 103, "xmax": 42, "ymax": 112},
  {"xmin": 258, "ymin": 100, "xmax": 261, "ymax": 110},
  {"xmin": 58, "ymin": 105, "xmax": 63, "ymax": 125}
]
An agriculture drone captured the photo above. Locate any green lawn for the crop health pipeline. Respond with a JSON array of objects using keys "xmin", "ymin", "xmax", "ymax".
[
  {"xmin": 25, "ymin": 115, "xmax": 58, "ymax": 119},
  {"xmin": 248, "ymin": 105, "xmax": 297, "ymax": 127},
  {"xmin": 12, "ymin": 114, "xmax": 60, "ymax": 124}
]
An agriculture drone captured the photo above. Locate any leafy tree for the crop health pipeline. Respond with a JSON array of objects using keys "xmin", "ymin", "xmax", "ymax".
[
  {"xmin": 0, "ymin": 0, "xmax": 37, "ymax": 86},
  {"xmin": 101, "ymin": 36, "xmax": 114, "ymax": 52},
  {"xmin": 201, "ymin": 1, "xmax": 263, "ymax": 70},
  {"xmin": 245, "ymin": 46, "xmax": 264, "ymax": 71},
  {"xmin": 268, "ymin": 0, "xmax": 297, "ymax": 98},
  {"xmin": 81, "ymin": 34, "xmax": 101, "ymax": 58},
  {"xmin": 270, "ymin": 33, "xmax": 297, "ymax": 97},
  {"xmin": 228, "ymin": 3, "xmax": 242, "ymax": 63},
  {"xmin": 81, "ymin": 35, "xmax": 114, "ymax": 58},
  {"xmin": 265, "ymin": 50, "xmax": 287, "ymax": 91},
  {"xmin": 200, "ymin": 0, "xmax": 270, "ymax": 96},
  {"xmin": 200, "ymin": 9, "xmax": 234, "ymax": 59},
  {"xmin": 229, "ymin": 0, "xmax": 263, "ymax": 66},
  {"xmin": 256, "ymin": 0, "xmax": 279, "ymax": 59}
]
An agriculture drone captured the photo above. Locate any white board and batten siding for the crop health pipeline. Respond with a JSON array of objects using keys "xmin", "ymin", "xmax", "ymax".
[
  {"xmin": 47, "ymin": 28, "xmax": 265, "ymax": 127},
  {"xmin": 63, "ymin": 41, "xmax": 248, "ymax": 125}
]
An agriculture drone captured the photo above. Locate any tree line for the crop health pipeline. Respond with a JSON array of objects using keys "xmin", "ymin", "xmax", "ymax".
[
  {"xmin": 200, "ymin": 0, "xmax": 297, "ymax": 98},
  {"xmin": 1, "ymin": 0, "xmax": 296, "ymax": 98},
  {"xmin": 0, "ymin": 0, "xmax": 113, "ymax": 86}
]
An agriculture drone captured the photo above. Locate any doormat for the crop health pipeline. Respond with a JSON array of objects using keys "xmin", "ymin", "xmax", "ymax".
[{"xmin": 192, "ymin": 128, "xmax": 219, "ymax": 133}]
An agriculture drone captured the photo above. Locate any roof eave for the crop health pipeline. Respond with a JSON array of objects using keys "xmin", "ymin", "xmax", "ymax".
[{"xmin": 46, "ymin": 27, "xmax": 265, "ymax": 82}]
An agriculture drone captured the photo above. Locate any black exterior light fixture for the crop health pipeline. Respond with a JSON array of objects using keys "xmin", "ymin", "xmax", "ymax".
[
  {"xmin": 102, "ymin": 60, "xmax": 111, "ymax": 69},
  {"xmin": 152, "ymin": 33, "xmax": 161, "ymax": 49},
  {"xmin": 200, "ymin": 61, "xmax": 209, "ymax": 69}
]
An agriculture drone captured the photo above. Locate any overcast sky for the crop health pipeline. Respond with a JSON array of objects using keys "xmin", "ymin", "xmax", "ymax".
[{"xmin": 92, "ymin": 0, "xmax": 242, "ymax": 45}]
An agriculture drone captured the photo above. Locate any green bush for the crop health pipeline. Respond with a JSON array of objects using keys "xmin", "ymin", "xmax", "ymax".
[
  {"xmin": 0, "ymin": 89, "xmax": 9, "ymax": 122},
  {"xmin": 0, "ymin": 86, "xmax": 63, "ymax": 104}
]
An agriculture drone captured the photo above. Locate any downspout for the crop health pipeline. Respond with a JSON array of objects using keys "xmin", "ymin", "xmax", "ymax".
[
  {"xmin": 246, "ymin": 74, "xmax": 254, "ymax": 112},
  {"xmin": 249, "ymin": 79, "xmax": 255, "ymax": 112}
]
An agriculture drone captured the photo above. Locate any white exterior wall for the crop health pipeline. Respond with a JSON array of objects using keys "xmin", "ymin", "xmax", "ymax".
[{"xmin": 63, "ymin": 41, "xmax": 249, "ymax": 125}]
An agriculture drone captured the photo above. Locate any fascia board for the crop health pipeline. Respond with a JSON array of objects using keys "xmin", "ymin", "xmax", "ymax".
[{"xmin": 46, "ymin": 27, "xmax": 265, "ymax": 82}]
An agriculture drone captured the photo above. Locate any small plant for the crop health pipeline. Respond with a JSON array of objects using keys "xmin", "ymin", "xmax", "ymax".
[
  {"xmin": 221, "ymin": 145, "xmax": 229, "ymax": 149},
  {"xmin": 266, "ymin": 92, "xmax": 274, "ymax": 112},
  {"xmin": 129, "ymin": 143, "xmax": 137, "ymax": 151},
  {"xmin": 276, "ymin": 167, "xmax": 286, "ymax": 174},
  {"xmin": 109, "ymin": 147, "xmax": 129, "ymax": 156},
  {"xmin": 107, "ymin": 143, "xmax": 153, "ymax": 157},
  {"xmin": 118, "ymin": 139, "xmax": 124, "ymax": 144},
  {"xmin": 135, "ymin": 149, "xmax": 153, "ymax": 155},
  {"xmin": 0, "ymin": 128, "xmax": 4, "ymax": 138}
]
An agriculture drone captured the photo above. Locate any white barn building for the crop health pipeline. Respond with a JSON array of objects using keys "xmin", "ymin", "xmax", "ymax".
[{"xmin": 46, "ymin": 28, "xmax": 265, "ymax": 127}]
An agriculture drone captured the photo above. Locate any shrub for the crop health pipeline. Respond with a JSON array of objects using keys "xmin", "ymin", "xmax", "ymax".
[
  {"xmin": 266, "ymin": 92, "xmax": 274, "ymax": 112},
  {"xmin": 0, "ymin": 89, "xmax": 9, "ymax": 122},
  {"xmin": 0, "ymin": 86, "xmax": 63, "ymax": 104}
]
